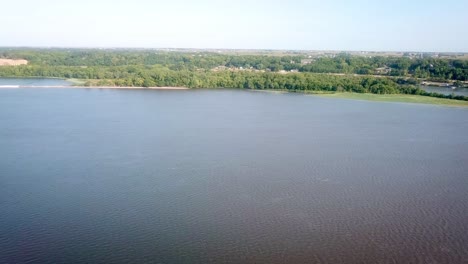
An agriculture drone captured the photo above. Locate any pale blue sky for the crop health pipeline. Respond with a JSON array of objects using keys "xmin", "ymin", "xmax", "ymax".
[{"xmin": 1, "ymin": 0, "xmax": 467, "ymax": 51}]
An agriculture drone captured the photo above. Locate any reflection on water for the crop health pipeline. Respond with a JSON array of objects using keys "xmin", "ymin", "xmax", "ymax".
[{"xmin": 1, "ymin": 86, "xmax": 467, "ymax": 263}]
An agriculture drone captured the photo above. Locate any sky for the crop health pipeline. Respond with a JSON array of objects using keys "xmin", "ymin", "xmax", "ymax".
[{"xmin": 1, "ymin": 0, "xmax": 467, "ymax": 52}]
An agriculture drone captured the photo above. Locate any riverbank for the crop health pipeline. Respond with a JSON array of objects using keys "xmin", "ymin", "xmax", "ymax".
[
  {"xmin": 314, "ymin": 92, "xmax": 468, "ymax": 107},
  {"xmin": 0, "ymin": 85, "xmax": 189, "ymax": 90},
  {"xmin": 247, "ymin": 88, "xmax": 468, "ymax": 107},
  {"xmin": 0, "ymin": 77, "xmax": 466, "ymax": 106}
]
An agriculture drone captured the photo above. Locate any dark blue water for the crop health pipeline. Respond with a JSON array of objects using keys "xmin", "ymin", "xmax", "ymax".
[{"xmin": 1, "ymin": 86, "xmax": 467, "ymax": 263}]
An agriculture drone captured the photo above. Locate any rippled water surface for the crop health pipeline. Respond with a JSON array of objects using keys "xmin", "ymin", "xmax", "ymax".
[{"xmin": 1, "ymin": 86, "xmax": 467, "ymax": 263}]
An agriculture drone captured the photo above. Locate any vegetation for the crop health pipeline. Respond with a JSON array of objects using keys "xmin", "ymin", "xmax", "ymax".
[
  {"xmin": 1, "ymin": 48, "xmax": 466, "ymax": 80},
  {"xmin": 317, "ymin": 93, "xmax": 468, "ymax": 107},
  {"xmin": 0, "ymin": 48, "xmax": 467, "ymax": 102}
]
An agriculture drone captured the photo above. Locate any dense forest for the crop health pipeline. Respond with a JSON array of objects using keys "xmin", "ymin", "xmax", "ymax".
[
  {"xmin": 1, "ymin": 48, "xmax": 467, "ymax": 81},
  {"xmin": 0, "ymin": 48, "xmax": 467, "ymax": 101}
]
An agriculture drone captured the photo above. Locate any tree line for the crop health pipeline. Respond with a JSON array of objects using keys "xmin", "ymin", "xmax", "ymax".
[
  {"xmin": 0, "ymin": 63, "xmax": 466, "ymax": 101},
  {"xmin": 1, "ymin": 48, "xmax": 467, "ymax": 81},
  {"xmin": 0, "ymin": 48, "xmax": 466, "ymax": 101}
]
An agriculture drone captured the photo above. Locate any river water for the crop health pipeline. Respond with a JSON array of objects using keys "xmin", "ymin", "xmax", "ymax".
[
  {"xmin": 1, "ymin": 80, "xmax": 467, "ymax": 263},
  {"xmin": 421, "ymin": 85, "xmax": 468, "ymax": 96}
]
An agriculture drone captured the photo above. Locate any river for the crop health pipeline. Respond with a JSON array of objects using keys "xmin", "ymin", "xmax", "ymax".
[{"xmin": 1, "ymin": 79, "xmax": 467, "ymax": 263}]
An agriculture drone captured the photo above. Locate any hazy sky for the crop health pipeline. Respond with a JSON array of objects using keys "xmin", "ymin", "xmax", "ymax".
[{"xmin": 1, "ymin": 0, "xmax": 467, "ymax": 51}]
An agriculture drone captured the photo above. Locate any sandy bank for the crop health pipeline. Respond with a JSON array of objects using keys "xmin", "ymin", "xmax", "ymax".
[{"xmin": 0, "ymin": 59, "xmax": 28, "ymax": 66}]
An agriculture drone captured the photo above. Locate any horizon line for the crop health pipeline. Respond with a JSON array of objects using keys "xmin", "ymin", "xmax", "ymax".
[{"xmin": 1, "ymin": 46, "xmax": 467, "ymax": 54}]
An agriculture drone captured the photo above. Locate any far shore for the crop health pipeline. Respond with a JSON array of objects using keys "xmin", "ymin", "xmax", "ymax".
[
  {"xmin": 0, "ymin": 82, "xmax": 466, "ymax": 107},
  {"xmin": 0, "ymin": 85, "xmax": 189, "ymax": 90},
  {"xmin": 315, "ymin": 92, "xmax": 468, "ymax": 107}
]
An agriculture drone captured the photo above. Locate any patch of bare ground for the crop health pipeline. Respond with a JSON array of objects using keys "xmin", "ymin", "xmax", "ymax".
[{"xmin": 0, "ymin": 59, "xmax": 28, "ymax": 66}]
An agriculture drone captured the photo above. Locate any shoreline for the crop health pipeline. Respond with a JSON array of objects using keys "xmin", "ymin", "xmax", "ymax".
[
  {"xmin": 314, "ymin": 92, "xmax": 468, "ymax": 107},
  {"xmin": 0, "ymin": 83, "xmax": 466, "ymax": 107},
  {"xmin": 0, "ymin": 85, "xmax": 189, "ymax": 90}
]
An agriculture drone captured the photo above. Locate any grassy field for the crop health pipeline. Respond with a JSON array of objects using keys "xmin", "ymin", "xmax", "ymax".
[
  {"xmin": 67, "ymin": 78, "xmax": 87, "ymax": 85},
  {"xmin": 315, "ymin": 92, "xmax": 468, "ymax": 107}
]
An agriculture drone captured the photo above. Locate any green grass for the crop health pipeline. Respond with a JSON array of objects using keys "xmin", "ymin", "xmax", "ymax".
[
  {"xmin": 314, "ymin": 92, "xmax": 468, "ymax": 107},
  {"xmin": 63, "ymin": 81, "xmax": 468, "ymax": 107},
  {"xmin": 66, "ymin": 78, "xmax": 87, "ymax": 85}
]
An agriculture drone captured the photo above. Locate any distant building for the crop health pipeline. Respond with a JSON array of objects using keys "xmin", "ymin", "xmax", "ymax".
[
  {"xmin": 301, "ymin": 59, "xmax": 314, "ymax": 65},
  {"xmin": 375, "ymin": 66, "xmax": 391, "ymax": 74}
]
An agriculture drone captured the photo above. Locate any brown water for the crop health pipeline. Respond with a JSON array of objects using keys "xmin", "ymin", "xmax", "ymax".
[{"xmin": 1, "ymin": 85, "xmax": 467, "ymax": 263}]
